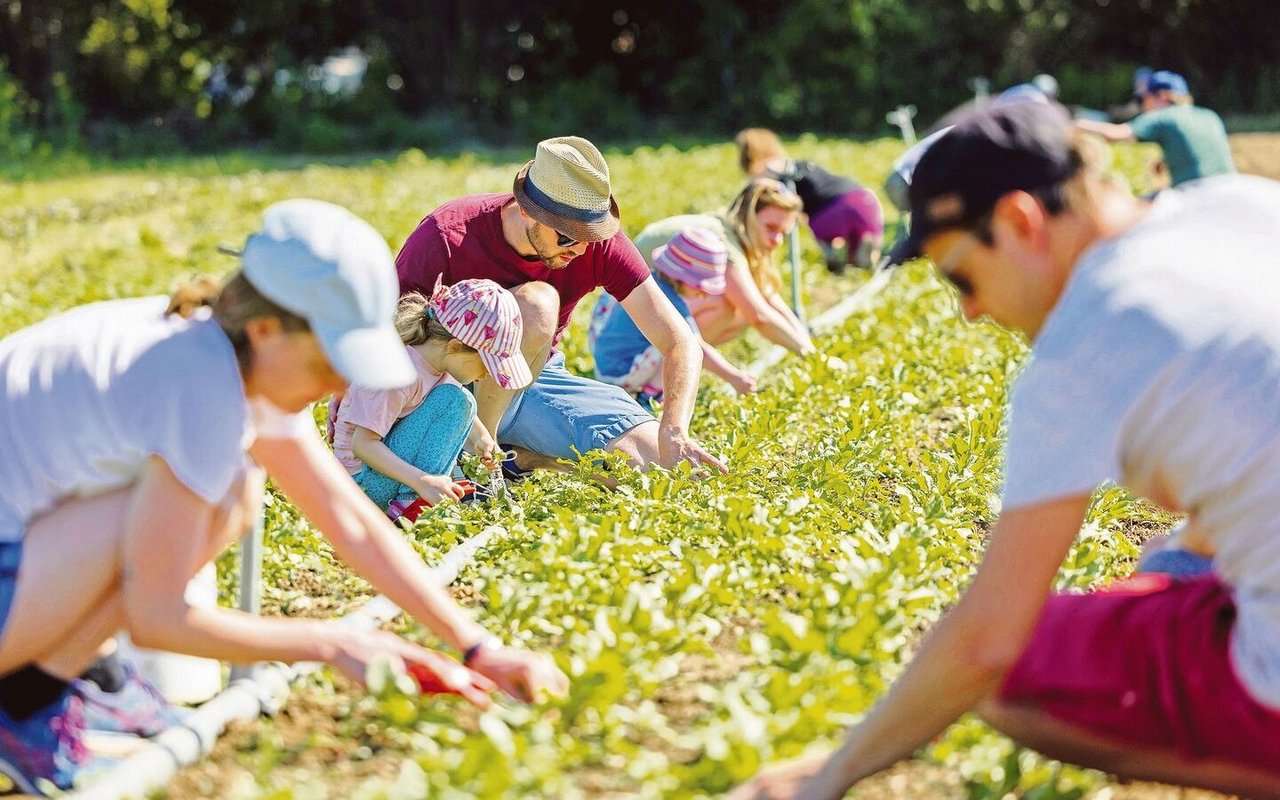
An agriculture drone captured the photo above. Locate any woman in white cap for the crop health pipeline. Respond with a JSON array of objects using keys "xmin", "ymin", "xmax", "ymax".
[{"xmin": 0, "ymin": 200, "xmax": 567, "ymax": 795}]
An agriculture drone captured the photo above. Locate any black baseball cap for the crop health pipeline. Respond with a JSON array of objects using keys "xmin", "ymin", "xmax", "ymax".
[{"xmin": 889, "ymin": 102, "xmax": 1077, "ymax": 265}]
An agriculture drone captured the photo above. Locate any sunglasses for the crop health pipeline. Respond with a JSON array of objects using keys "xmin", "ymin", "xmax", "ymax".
[{"xmin": 554, "ymin": 229, "xmax": 579, "ymax": 248}]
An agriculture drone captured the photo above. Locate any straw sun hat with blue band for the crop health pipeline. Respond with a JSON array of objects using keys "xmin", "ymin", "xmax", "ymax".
[{"xmin": 512, "ymin": 136, "xmax": 622, "ymax": 243}]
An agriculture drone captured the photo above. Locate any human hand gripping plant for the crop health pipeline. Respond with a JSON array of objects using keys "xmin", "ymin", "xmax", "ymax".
[
  {"xmin": 414, "ymin": 471, "xmax": 469, "ymax": 506},
  {"xmin": 333, "ymin": 628, "xmax": 497, "ymax": 707},
  {"xmin": 461, "ymin": 637, "xmax": 570, "ymax": 704}
]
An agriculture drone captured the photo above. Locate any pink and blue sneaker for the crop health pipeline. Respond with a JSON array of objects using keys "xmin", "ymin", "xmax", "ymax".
[
  {"xmin": 74, "ymin": 661, "xmax": 187, "ymax": 738},
  {"xmin": 0, "ymin": 690, "xmax": 91, "ymax": 795}
]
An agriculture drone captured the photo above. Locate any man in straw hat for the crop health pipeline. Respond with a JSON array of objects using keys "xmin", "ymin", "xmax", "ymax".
[
  {"xmin": 732, "ymin": 102, "xmax": 1280, "ymax": 798},
  {"xmin": 397, "ymin": 136, "xmax": 725, "ymax": 474}
]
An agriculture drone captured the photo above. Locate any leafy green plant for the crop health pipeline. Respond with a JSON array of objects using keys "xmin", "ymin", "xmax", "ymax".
[{"xmin": 2, "ymin": 140, "xmax": 1176, "ymax": 799}]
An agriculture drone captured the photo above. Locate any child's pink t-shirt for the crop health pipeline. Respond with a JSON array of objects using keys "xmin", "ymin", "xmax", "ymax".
[{"xmin": 328, "ymin": 346, "xmax": 459, "ymax": 475}]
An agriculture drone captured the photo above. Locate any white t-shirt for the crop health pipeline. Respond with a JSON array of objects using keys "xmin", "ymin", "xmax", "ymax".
[
  {"xmin": 1001, "ymin": 174, "xmax": 1280, "ymax": 708},
  {"xmin": 0, "ymin": 296, "xmax": 311, "ymax": 541}
]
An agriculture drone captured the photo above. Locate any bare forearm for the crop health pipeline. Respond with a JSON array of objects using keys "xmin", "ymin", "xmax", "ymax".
[
  {"xmin": 700, "ymin": 340, "xmax": 742, "ymax": 382},
  {"xmin": 765, "ymin": 293, "xmax": 814, "ymax": 351},
  {"xmin": 752, "ymin": 301, "xmax": 813, "ymax": 354},
  {"xmin": 473, "ymin": 380, "xmax": 514, "ymax": 438},
  {"xmin": 657, "ymin": 333, "xmax": 702, "ymax": 432},
  {"xmin": 324, "ymin": 505, "xmax": 489, "ymax": 651},
  {"xmin": 465, "ymin": 418, "xmax": 494, "ymax": 454},
  {"xmin": 128, "ymin": 603, "xmax": 340, "ymax": 665},
  {"xmin": 255, "ymin": 437, "xmax": 491, "ymax": 653},
  {"xmin": 805, "ymin": 607, "xmax": 1007, "ymax": 797}
]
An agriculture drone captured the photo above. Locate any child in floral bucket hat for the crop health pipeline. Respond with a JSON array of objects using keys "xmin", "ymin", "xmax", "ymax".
[
  {"xmin": 329, "ymin": 277, "xmax": 530, "ymax": 522},
  {"xmin": 589, "ymin": 227, "xmax": 756, "ymax": 410}
]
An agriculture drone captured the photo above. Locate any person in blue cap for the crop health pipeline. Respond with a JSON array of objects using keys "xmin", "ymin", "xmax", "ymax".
[
  {"xmin": 1077, "ymin": 69, "xmax": 1235, "ymax": 187},
  {"xmin": 0, "ymin": 200, "xmax": 568, "ymax": 794}
]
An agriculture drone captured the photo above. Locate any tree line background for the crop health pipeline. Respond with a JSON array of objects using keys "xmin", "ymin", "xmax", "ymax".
[{"xmin": 2, "ymin": 0, "xmax": 1278, "ymax": 160}]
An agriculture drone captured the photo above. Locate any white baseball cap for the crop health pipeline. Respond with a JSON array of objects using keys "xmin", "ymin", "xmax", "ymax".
[{"xmin": 237, "ymin": 199, "xmax": 414, "ymax": 390}]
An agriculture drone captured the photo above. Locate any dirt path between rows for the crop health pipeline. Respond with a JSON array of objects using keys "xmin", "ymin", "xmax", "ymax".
[{"xmin": 1231, "ymin": 132, "xmax": 1280, "ymax": 180}]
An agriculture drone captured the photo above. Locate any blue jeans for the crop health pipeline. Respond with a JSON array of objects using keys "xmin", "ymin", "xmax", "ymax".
[
  {"xmin": 353, "ymin": 383, "xmax": 475, "ymax": 509},
  {"xmin": 496, "ymin": 352, "xmax": 656, "ymax": 461}
]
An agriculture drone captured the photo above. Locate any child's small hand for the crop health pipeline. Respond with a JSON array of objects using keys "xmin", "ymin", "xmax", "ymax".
[
  {"xmin": 466, "ymin": 422, "xmax": 501, "ymax": 468},
  {"xmin": 416, "ymin": 473, "xmax": 468, "ymax": 505},
  {"xmin": 730, "ymin": 371, "xmax": 758, "ymax": 395}
]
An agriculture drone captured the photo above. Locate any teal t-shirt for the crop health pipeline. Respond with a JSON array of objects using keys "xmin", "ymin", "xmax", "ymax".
[{"xmin": 1130, "ymin": 105, "xmax": 1235, "ymax": 186}]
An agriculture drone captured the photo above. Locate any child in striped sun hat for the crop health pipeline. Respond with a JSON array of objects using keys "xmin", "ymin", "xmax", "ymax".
[
  {"xmin": 329, "ymin": 277, "xmax": 530, "ymax": 522},
  {"xmin": 589, "ymin": 227, "xmax": 756, "ymax": 410}
]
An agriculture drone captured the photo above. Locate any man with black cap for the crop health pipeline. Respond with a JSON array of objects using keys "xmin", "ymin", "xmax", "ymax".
[
  {"xmin": 731, "ymin": 102, "xmax": 1280, "ymax": 798},
  {"xmin": 397, "ymin": 136, "xmax": 725, "ymax": 475}
]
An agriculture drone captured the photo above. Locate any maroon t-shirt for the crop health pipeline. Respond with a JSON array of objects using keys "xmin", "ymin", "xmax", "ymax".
[{"xmin": 396, "ymin": 194, "xmax": 650, "ymax": 348}]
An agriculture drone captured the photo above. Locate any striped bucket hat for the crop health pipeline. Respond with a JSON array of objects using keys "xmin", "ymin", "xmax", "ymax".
[
  {"xmin": 428, "ymin": 277, "xmax": 532, "ymax": 390},
  {"xmin": 651, "ymin": 227, "xmax": 728, "ymax": 295},
  {"xmin": 512, "ymin": 136, "xmax": 621, "ymax": 243}
]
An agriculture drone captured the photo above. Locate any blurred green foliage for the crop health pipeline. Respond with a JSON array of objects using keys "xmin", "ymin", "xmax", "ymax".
[{"xmin": 1, "ymin": 0, "xmax": 1278, "ymax": 159}]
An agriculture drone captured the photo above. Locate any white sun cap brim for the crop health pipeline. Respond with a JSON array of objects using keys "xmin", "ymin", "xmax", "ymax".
[{"xmin": 315, "ymin": 321, "xmax": 415, "ymax": 391}]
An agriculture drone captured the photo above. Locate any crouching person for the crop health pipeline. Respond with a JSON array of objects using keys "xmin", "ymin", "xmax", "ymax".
[
  {"xmin": 329, "ymin": 278, "xmax": 530, "ymax": 523},
  {"xmin": 589, "ymin": 227, "xmax": 756, "ymax": 409},
  {"xmin": 732, "ymin": 103, "xmax": 1280, "ymax": 799},
  {"xmin": 0, "ymin": 200, "xmax": 567, "ymax": 794}
]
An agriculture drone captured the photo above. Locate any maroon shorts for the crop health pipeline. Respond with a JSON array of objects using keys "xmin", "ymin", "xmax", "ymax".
[
  {"xmin": 807, "ymin": 187, "xmax": 884, "ymax": 246},
  {"xmin": 1000, "ymin": 574, "xmax": 1280, "ymax": 773}
]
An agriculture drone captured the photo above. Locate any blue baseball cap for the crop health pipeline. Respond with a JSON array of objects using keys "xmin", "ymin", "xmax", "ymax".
[
  {"xmin": 888, "ymin": 102, "xmax": 1076, "ymax": 265},
  {"xmin": 1133, "ymin": 66, "xmax": 1153, "ymax": 94},
  {"xmin": 239, "ymin": 200, "xmax": 414, "ymax": 391},
  {"xmin": 1147, "ymin": 70, "xmax": 1189, "ymax": 96}
]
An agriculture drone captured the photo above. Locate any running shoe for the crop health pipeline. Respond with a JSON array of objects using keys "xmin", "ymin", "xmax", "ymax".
[
  {"xmin": 74, "ymin": 661, "xmax": 187, "ymax": 738},
  {"xmin": 0, "ymin": 690, "xmax": 91, "ymax": 795}
]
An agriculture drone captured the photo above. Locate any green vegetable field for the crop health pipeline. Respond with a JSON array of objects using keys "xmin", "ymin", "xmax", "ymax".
[{"xmin": 2, "ymin": 139, "xmax": 1194, "ymax": 799}]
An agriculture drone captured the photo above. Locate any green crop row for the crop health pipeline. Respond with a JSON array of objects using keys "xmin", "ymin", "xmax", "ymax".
[
  {"xmin": 0, "ymin": 140, "xmax": 1169, "ymax": 799},
  {"xmin": 195, "ymin": 260, "xmax": 1159, "ymax": 800}
]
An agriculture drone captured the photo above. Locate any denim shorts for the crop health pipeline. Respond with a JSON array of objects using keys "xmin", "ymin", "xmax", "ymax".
[
  {"xmin": 497, "ymin": 352, "xmax": 656, "ymax": 461},
  {"xmin": 0, "ymin": 539, "xmax": 22, "ymax": 643}
]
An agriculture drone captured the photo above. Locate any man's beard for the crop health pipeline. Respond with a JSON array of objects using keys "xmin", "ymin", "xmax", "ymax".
[{"xmin": 526, "ymin": 225, "xmax": 572, "ymax": 270}]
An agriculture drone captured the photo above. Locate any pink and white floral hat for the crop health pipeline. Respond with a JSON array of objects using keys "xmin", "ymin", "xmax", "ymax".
[{"xmin": 428, "ymin": 277, "xmax": 532, "ymax": 390}]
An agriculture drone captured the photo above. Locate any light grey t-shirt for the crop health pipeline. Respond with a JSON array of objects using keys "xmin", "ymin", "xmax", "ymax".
[
  {"xmin": 1001, "ymin": 174, "xmax": 1280, "ymax": 708},
  {"xmin": 0, "ymin": 297, "xmax": 308, "ymax": 541}
]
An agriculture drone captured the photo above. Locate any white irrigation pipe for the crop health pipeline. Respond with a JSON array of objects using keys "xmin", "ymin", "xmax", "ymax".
[{"xmin": 72, "ymin": 526, "xmax": 502, "ymax": 800}]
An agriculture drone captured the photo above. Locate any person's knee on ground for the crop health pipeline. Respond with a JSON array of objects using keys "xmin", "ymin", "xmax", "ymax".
[
  {"xmin": 604, "ymin": 419, "xmax": 661, "ymax": 469},
  {"xmin": 204, "ymin": 465, "xmax": 266, "ymax": 562},
  {"xmin": 512, "ymin": 281, "xmax": 559, "ymax": 368}
]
